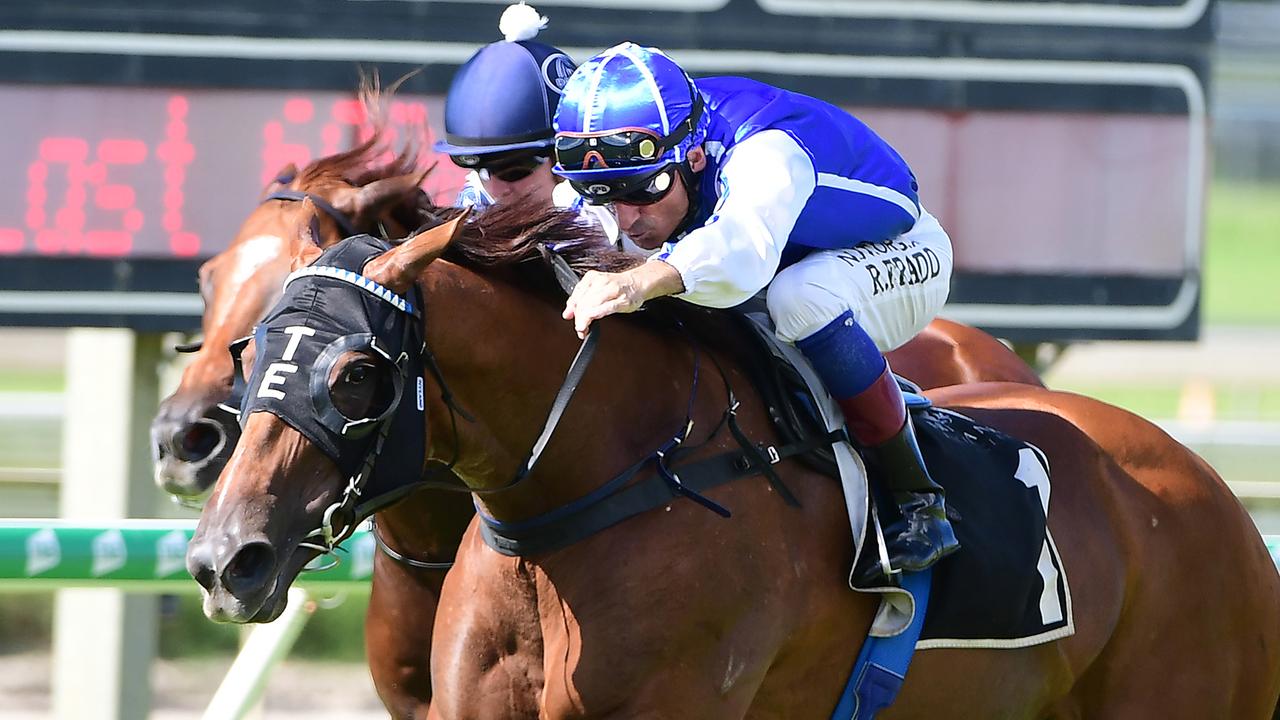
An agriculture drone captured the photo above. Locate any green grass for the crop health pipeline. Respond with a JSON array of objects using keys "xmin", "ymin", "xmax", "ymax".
[
  {"xmin": 0, "ymin": 369, "xmax": 63, "ymax": 393},
  {"xmin": 1202, "ymin": 180, "xmax": 1280, "ymax": 326},
  {"xmin": 1049, "ymin": 383, "xmax": 1280, "ymax": 423}
]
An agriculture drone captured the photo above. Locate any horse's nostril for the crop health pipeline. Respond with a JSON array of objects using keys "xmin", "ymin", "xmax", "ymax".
[
  {"xmin": 222, "ymin": 542, "xmax": 276, "ymax": 597},
  {"xmin": 187, "ymin": 545, "xmax": 218, "ymax": 592},
  {"xmin": 174, "ymin": 422, "xmax": 223, "ymax": 463}
]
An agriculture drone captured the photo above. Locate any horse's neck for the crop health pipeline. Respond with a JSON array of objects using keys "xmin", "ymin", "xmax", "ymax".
[{"xmin": 419, "ymin": 261, "xmax": 707, "ymax": 523}]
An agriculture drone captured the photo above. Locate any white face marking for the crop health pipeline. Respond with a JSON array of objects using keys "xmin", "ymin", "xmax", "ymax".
[
  {"xmin": 209, "ymin": 234, "xmax": 290, "ymax": 329},
  {"xmin": 228, "ymin": 234, "xmax": 288, "ymax": 287}
]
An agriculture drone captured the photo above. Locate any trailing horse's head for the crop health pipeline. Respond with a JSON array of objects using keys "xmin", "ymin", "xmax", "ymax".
[
  {"xmin": 187, "ymin": 213, "xmax": 466, "ymax": 623},
  {"xmin": 151, "ymin": 127, "xmax": 433, "ymax": 502}
]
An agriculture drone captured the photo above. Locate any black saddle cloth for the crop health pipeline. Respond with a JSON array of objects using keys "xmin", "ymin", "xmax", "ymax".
[
  {"xmin": 728, "ymin": 308, "xmax": 1071, "ymax": 646},
  {"xmin": 867, "ymin": 407, "xmax": 1073, "ymax": 647}
]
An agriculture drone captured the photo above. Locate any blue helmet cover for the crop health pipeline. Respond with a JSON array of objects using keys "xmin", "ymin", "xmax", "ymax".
[
  {"xmin": 436, "ymin": 39, "xmax": 577, "ymax": 157},
  {"xmin": 554, "ymin": 42, "xmax": 707, "ymax": 182}
]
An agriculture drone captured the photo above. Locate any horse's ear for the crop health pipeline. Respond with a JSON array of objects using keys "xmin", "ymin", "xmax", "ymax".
[
  {"xmin": 263, "ymin": 163, "xmax": 299, "ymax": 195},
  {"xmin": 290, "ymin": 197, "xmax": 324, "ymax": 271},
  {"xmin": 365, "ymin": 208, "xmax": 470, "ymax": 294},
  {"xmin": 333, "ymin": 168, "xmax": 430, "ymax": 225}
]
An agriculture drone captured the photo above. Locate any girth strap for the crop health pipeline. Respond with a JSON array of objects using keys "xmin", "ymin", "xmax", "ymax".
[{"xmin": 478, "ymin": 428, "xmax": 845, "ymax": 556}]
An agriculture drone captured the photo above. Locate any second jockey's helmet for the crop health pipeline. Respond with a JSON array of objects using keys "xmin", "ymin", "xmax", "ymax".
[
  {"xmin": 434, "ymin": 3, "xmax": 578, "ymax": 165},
  {"xmin": 553, "ymin": 43, "xmax": 707, "ymax": 203}
]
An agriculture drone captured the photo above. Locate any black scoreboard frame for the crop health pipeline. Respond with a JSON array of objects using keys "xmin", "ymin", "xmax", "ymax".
[{"xmin": 0, "ymin": 0, "xmax": 1215, "ymax": 340}]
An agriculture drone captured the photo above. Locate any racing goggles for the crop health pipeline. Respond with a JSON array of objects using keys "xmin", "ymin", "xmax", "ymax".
[
  {"xmin": 555, "ymin": 90, "xmax": 705, "ymax": 172},
  {"xmin": 554, "ymin": 128, "xmax": 671, "ymax": 172},
  {"xmin": 450, "ymin": 151, "xmax": 550, "ymax": 183},
  {"xmin": 569, "ymin": 164, "xmax": 678, "ymax": 206}
]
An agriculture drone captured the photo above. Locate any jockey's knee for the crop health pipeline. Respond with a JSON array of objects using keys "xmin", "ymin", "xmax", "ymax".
[{"xmin": 766, "ymin": 263, "xmax": 852, "ymax": 345}]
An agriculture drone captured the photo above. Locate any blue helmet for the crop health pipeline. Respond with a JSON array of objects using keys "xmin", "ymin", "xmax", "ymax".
[
  {"xmin": 434, "ymin": 4, "xmax": 577, "ymax": 164},
  {"xmin": 553, "ymin": 42, "xmax": 707, "ymax": 199}
]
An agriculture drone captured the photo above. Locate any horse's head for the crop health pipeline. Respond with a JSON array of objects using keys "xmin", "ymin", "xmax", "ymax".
[
  {"xmin": 151, "ymin": 138, "xmax": 433, "ymax": 501},
  {"xmin": 187, "ymin": 213, "xmax": 466, "ymax": 623}
]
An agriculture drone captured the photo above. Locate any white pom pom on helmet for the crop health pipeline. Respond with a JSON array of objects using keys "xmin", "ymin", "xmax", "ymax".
[{"xmin": 499, "ymin": 2, "xmax": 548, "ymax": 42}]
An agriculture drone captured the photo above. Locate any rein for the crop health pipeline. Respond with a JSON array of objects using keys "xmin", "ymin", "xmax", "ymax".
[
  {"xmin": 411, "ymin": 253, "xmax": 838, "ymax": 554},
  {"xmin": 264, "ymin": 189, "xmax": 361, "ymax": 238},
  {"xmin": 290, "ymin": 245, "xmax": 837, "ymax": 566}
]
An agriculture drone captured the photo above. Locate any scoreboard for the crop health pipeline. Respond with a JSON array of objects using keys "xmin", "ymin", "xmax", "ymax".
[
  {"xmin": 0, "ymin": 85, "xmax": 465, "ymax": 259},
  {"xmin": 0, "ymin": 0, "xmax": 1215, "ymax": 339}
]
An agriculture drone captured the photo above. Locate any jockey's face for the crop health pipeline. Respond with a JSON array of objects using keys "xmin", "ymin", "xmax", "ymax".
[
  {"xmin": 614, "ymin": 147, "xmax": 707, "ymax": 250},
  {"xmin": 481, "ymin": 157, "xmax": 558, "ymax": 208}
]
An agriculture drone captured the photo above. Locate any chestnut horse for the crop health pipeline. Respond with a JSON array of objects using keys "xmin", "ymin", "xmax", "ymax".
[
  {"xmin": 146, "ymin": 129, "xmax": 471, "ymax": 715},
  {"xmin": 159, "ymin": 131, "xmax": 1041, "ymax": 719},
  {"xmin": 189, "ymin": 207, "xmax": 1280, "ymax": 719}
]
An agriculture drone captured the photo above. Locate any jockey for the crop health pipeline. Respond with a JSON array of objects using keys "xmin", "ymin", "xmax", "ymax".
[
  {"xmin": 433, "ymin": 3, "xmax": 635, "ymax": 249},
  {"xmin": 433, "ymin": 2, "xmax": 578, "ymax": 209},
  {"xmin": 554, "ymin": 43, "xmax": 959, "ymax": 577}
]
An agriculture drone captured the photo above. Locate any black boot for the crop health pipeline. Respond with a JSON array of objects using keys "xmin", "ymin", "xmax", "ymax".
[{"xmin": 863, "ymin": 416, "xmax": 960, "ymax": 581}]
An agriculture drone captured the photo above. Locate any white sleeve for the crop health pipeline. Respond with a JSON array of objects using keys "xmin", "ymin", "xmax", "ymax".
[{"xmin": 654, "ymin": 129, "xmax": 817, "ymax": 308}]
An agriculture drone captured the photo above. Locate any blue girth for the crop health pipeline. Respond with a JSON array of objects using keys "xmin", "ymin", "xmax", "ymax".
[{"xmin": 831, "ymin": 569, "xmax": 933, "ymax": 720}]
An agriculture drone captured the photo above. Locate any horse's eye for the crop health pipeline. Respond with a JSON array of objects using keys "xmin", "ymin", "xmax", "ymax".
[{"xmin": 343, "ymin": 363, "xmax": 373, "ymax": 385}]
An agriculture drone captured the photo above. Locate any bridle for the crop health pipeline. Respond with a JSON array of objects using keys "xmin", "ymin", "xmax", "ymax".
[
  {"xmin": 172, "ymin": 191, "xmax": 453, "ymax": 571},
  {"xmin": 263, "ymin": 188, "xmax": 361, "ymax": 238},
  {"xmin": 167, "ymin": 188, "xmax": 365, "ymax": 360}
]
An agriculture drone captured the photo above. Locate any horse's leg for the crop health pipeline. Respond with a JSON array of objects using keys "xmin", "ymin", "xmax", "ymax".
[
  {"xmin": 527, "ymin": 478, "xmax": 869, "ymax": 720},
  {"xmin": 1062, "ymin": 465, "xmax": 1280, "ymax": 720},
  {"xmin": 429, "ymin": 525, "xmax": 546, "ymax": 720},
  {"xmin": 366, "ymin": 487, "xmax": 478, "ymax": 719},
  {"xmin": 366, "ymin": 553, "xmax": 446, "ymax": 719}
]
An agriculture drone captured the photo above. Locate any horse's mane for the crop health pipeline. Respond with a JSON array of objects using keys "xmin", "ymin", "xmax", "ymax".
[
  {"xmin": 292, "ymin": 80, "xmax": 422, "ymax": 190},
  {"xmin": 444, "ymin": 201, "xmax": 641, "ymax": 279},
  {"xmin": 434, "ymin": 201, "xmax": 739, "ymax": 354}
]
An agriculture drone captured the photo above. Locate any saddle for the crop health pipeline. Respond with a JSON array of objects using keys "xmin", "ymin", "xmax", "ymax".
[
  {"xmin": 728, "ymin": 304, "xmax": 1072, "ymax": 649},
  {"xmin": 726, "ymin": 301, "xmax": 931, "ymax": 481}
]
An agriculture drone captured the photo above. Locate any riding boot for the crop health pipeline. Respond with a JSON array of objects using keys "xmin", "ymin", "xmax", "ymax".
[
  {"xmin": 836, "ymin": 366, "xmax": 960, "ymax": 582},
  {"xmin": 793, "ymin": 310, "xmax": 959, "ymax": 582}
]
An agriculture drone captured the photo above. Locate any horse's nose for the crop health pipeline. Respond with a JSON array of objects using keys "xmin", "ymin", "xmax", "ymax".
[
  {"xmin": 151, "ymin": 421, "xmax": 173, "ymax": 462},
  {"xmin": 187, "ymin": 540, "xmax": 219, "ymax": 592},
  {"xmin": 171, "ymin": 420, "xmax": 225, "ymax": 463},
  {"xmin": 221, "ymin": 541, "xmax": 277, "ymax": 597},
  {"xmin": 187, "ymin": 535, "xmax": 278, "ymax": 598}
]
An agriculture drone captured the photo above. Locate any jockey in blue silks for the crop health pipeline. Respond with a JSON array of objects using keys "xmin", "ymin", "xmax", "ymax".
[
  {"xmin": 554, "ymin": 43, "xmax": 960, "ymax": 577},
  {"xmin": 433, "ymin": 3, "xmax": 579, "ymax": 210}
]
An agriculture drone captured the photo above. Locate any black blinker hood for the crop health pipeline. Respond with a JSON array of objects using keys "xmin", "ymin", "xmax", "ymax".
[{"xmin": 236, "ymin": 234, "xmax": 427, "ymax": 512}]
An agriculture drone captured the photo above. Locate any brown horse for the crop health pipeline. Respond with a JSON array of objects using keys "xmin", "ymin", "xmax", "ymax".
[
  {"xmin": 189, "ymin": 206, "xmax": 1280, "ymax": 719},
  {"xmin": 151, "ymin": 138, "xmax": 430, "ymax": 499},
  {"xmin": 145, "ymin": 127, "xmax": 474, "ymax": 716},
  {"xmin": 158, "ymin": 127, "xmax": 1043, "ymax": 720}
]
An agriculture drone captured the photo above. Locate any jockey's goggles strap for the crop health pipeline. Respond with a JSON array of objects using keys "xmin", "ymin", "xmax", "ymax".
[{"xmin": 555, "ymin": 86, "xmax": 704, "ymax": 172}]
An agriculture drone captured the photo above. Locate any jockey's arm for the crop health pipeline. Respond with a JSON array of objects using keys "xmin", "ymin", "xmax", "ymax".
[
  {"xmin": 562, "ymin": 130, "xmax": 817, "ymax": 336},
  {"xmin": 655, "ymin": 129, "xmax": 817, "ymax": 308}
]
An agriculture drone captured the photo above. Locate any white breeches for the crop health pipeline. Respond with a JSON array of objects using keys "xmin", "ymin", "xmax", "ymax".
[{"xmin": 766, "ymin": 209, "xmax": 954, "ymax": 351}]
